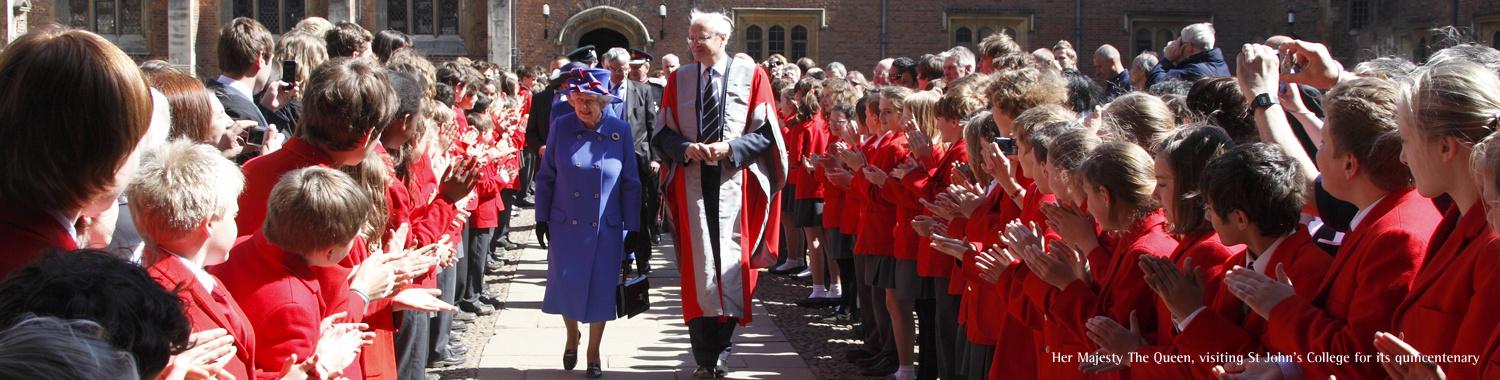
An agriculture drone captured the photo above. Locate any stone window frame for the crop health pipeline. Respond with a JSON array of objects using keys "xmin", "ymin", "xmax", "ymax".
[
  {"xmin": 732, "ymin": 8, "xmax": 823, "ymax": 63},
  {"xmin": 376, "ymin": 0, "xmax": 468, "ymax": 56},
  {"xmin": 227, "ymin": 0, "xmax": 306, "ymax": 34},
  {"xmin": 943, "ymin": 9, "xmax": 1032, "ymax": 51},
  {"xmin": 1475, "ymin": 14, "xmax": 1500, "ymax": 50},
  {"xmin": 54, "ymin": 0, "xmax": 148, "ymax": 55},
  {"xmin": 1125, "ymin": 13, "xmax": 1211, "ymax": 56}
]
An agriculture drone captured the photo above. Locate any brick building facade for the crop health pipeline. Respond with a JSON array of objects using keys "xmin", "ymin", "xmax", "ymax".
[{"xmin": 0, "ymin": 0, "xmax": 1493, "ymax": 77}]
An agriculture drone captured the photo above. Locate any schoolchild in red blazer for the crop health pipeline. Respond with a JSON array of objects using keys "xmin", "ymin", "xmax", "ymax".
[{"xmin": 215, "ymin": 167, "xmax": 379, "ymax": 380}]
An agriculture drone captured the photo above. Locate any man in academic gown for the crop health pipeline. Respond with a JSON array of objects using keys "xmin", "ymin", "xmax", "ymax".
[{"xmin": 650, "ymin": 10, "xmax": 786, "ymax": 379}]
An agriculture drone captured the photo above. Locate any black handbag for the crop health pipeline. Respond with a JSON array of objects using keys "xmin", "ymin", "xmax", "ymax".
[{"xmin": 615, "ymin": 271, "xmax": 650, "ymax": 318}]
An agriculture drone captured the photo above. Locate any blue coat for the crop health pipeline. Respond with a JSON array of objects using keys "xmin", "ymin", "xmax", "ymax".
[
  {"xmin": 1147, "ymin": 48, "xmax": 1231, "ymax": 88},
  {"xmin": 535, "ymin": 112, "xmax": 643, "ymax": 323}
]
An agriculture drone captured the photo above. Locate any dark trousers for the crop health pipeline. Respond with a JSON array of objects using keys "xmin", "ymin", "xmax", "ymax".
[
  {"xmin": 496, "ymin": 190, "xmax": 519, "ymax": 246},
  {"xmin": 837, "ymin": 234, "xmax": 857, "ymax": 313},
  {"xmin": 521, "ymin": 150, "xmax": 539, "ymax": 198},
  {"xmin": 635, "ymin": 162, "xmax": 660, "ymax": 273},
  {"xmin": 395, "ymin": 310, "xmax": 431, "ymax": 380},
  {"xmin": 934, "ymin": 279, "xmax": 964, "ymax": 379},
  {"xmin": 856, "ymin": 255, "xmax": 895, "ymax": 360},
  {"xmin": 429, "ymin": 256, "xmax": 459, "ymax": 360},
  {"xmin": 460, "ymin": 226, "xmax": 493, "ymax": 305},
  {"xmin": 687, "ymin": 316, "xmax": 740, "ymax": 368},
  {"xmin": 916, "ymin": 296, "xmax": 937, "ymax": 380}
]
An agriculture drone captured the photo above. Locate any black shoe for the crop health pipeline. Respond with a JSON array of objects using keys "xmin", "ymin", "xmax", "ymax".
[
  {"xmin": 480, "ymin": 295, "xmax": 503, "ymax": 307},
  {"xmin": 455, "ymin": 311, "xmax": 475, "ymax": 321},
  {"xmin": 428, "ymin": 352, "xmax": 466, "ymax": 368},
  {"xmin": 513, "ymin": 198, "xmax": 534, "ymax": 207},
  {"xmin": 860, "ymin": 358, "xmax": 897, "ymax": 376},
  {"xmin": 692, "ymin": 367, "xmax": 716, "ymax": 379},
  {"xmin": 459, "ymin": 301, "xmax": 494, "ymax": 316},
  {"xmin": 486, "ymin": 259, "xmax": 505, "ymax": 273},
  {"xmin": 447, "ymin": 342, "xmax": 469, "ymax": 357},
  {"xmin": 502, "ymin": 240, "xmax": 522, "ymax": 250},
  {"xmin": 768, "ymin": 264, "xmax": 807, "ymax": 275},
  {"xmin": 795, "ymin": 297, "xmax": 837, "ymax": 308},
  {"xmin": 586, "ymin": 363, "xmax": 603, "ymax": 378},
  {"xmin": 714, "ymin": 366, "xmax": 729, "ymax": 378},
  {"xmin": 563, "ymin": 349, "xmax": 578, "ymax": 371}
]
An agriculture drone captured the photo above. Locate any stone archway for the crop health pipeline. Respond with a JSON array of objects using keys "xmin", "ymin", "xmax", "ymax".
[{"xmin": 555, "ymin": 6, "xmax": 653, "ymax": 50}]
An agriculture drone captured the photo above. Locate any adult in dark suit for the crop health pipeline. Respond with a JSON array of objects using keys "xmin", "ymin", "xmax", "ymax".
[
  {"xmin": 604, "ymin": 47, "xmax": 662, "ymax": 274},
  {"xmin": 204, "ymin": 18, "xmax": 295, "ymax": 162}
]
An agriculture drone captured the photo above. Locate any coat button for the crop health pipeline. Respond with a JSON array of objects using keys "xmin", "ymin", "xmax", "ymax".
[
  {"xmin": 592, "ymin": 221, "xmax": 599, "ymax": 227},
  {"xmin": 596, "ymin": 136, "xmax": 603, "ymax": 142},
  {"xmin": 594, "ymin": 193, "xmax": 600, "ymax": 199},
  {"xmin": 574, "ymin": 192, "xmax": 581, "ymax": 198},
  {"xmin": 571, "ymin": 219, "xmax": 578, "ymax": 225},
  {"xmin": 575, "ymin": 163, "xmax": 582, "ymax": 167}
]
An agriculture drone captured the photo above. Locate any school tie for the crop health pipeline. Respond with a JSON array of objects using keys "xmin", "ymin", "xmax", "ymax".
[{"xmin": 699, "ymin": 67, "xmax": 722, "ymax": 143}]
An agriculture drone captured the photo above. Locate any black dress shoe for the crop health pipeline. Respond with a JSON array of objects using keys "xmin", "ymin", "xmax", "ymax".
[
  {"xmin": 714, "ymin": 366, "xmax": 729, "ymax": 378},
  {"xmin": 692, "ymin": 367, "xmax": 715, "ymax": 379},
  {"xmin": 427, "ymin": 352, "xmax": 466, "ymax": 368},
  {"xmin": 459, "ymin": 301, "xmax": 494, "ymax": 316},
  {"xmin": 562, "ymin": 349, "xmax": 578, "ymax": 371},
  {"xmin": 586, "ymin": 363, "xmax": 603, "ymax": 378},
  {"xmin": 447, "ymin": 342, "xmax": 469, "ymax": 356}
]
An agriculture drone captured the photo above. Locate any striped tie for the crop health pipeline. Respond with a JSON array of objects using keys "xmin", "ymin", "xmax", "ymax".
[{"xmin": 700, "ymin": 67, "xmax": 722, "ymax": 143}]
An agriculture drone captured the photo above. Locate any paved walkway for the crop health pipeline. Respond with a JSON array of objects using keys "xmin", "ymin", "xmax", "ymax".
[{"xmin": 477, "ymin": 236, "xmax": 816, "ymax": 379}]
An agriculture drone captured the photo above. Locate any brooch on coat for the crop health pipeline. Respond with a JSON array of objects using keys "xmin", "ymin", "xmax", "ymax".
[{"xmin": 611, "ymin": 132, "xmax": 621, "ymax": 141}]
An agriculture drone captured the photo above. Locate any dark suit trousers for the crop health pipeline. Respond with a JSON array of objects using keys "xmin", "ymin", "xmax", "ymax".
[
  {"xmin": 429, "ymin": 253, "xmax": 459, "ymax": 360},
  {"xmin": 395, "ymin": 310, "xmax": 430, "ymax": 379},
  {"xmin": 522, "ymin": 150, "xmax": 539, "ymax": 198},
  {"xmin": 634, "ymin": 160, "xmax": 659, "ymax": 272},
  {"xmin": 460, "ymin": 226, "xmax": 492, "ymax": 305}
]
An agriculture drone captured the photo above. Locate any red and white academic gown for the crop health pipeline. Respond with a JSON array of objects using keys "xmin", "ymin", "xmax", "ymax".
[
  {"xmin": 654, "ymin": 56, "xmax": 786, "ymax": 324},
  {"xmin": 1264, "ymin": 188, "xmax": 1439, "ymax": 380}
]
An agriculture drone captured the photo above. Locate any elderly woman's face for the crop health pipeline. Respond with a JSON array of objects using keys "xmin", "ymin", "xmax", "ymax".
[{"xmin": 568, "ymin": 93, "xmax": 608, "ymax": 125}]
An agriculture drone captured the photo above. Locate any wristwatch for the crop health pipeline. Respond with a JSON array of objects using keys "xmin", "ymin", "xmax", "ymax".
[{"xmin": 1252, "ymin": 93, "xmax": 1279, "ymax": 110}]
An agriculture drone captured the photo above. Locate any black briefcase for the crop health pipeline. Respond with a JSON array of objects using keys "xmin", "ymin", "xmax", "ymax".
[{"xmin": 615, "ymin": 271, "xmax": 650, "ymax": 318}]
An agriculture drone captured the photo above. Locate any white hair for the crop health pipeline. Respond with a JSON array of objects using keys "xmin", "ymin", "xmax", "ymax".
[
  {"xmin": 945, "ymin": 46, "xmax": 976, "ymax": 67},
  {"xmin": 1132, "ymin": 52, "xmax": 1160, "ymax": 72},
  {"xmin": 1095, "ymin": 44, "xmax": 1120, "ymax": 61},
  {"xmin": 602, "ymin": 47, "xmax": 631, "ymax": 64},
  {"xmin": 690, "ymin": 9, "xmax": 734, "ymax": 40},
  {"xmin": 1181, "ymin": 23, "xmax": 1216, "ymax": 50},
  {"xmin": 127, "ymin": 139, "xmax": 246, "ymax": 243},
  {"xmin": 826, "ymin": 62, "xmax": 847, "ymax": 77}
]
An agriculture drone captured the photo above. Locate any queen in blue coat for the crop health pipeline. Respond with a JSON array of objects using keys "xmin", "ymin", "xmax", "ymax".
[{"xmin": 534, "ymin": 68, "xmax": 642, "ymax": 376}]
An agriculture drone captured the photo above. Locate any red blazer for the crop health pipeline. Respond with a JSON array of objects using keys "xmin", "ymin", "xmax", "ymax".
[
  {"xmin": 214, "ymin": 234, "xmax": 364, "ymax": 380},
  {"xmin": 793, "ymin": 115, "xmax": 829, "ymax": 200},
  {"xmin": 1390, "ymin": 201, "xmax": 1500, "ymax": 379},
  {"xmin": 909, "ymin": 140, "xmax": 967, "ymax": 278},
  {"xmin": 236, "ymin": 137, "xmax": 339, "ymax": 237},
  {"xmin": 1265, "ymin": 188, "xmax": 1439, "ymax": 380},
  {"xmin": 403, "ymin": 151, "xmax": 457, "ymax": 289},
  {"xmin": 818, "ymin": 138, "xmax": 844, "ymax": 232},
  {"xmin": 146, "ymin": 252, "xmax": 258, "ymax": 380},
  {"xmin": 1049, "ymin": 211, "xmax": 1178, "ymax": 380},
  {"xmin": 852, "ymin": 132, "xmax": 909, "ymax": 257},
  {"xmin": 1129, "ymin": 231, "xmax": 1239, "ymax": 379},
  {"xmin": 1174, "ymin": 229, "xmax": 1332, "ymax": 359},
  {"xmin": 0, "ymin": 206, "xmax": 77, "ymax": 277}
]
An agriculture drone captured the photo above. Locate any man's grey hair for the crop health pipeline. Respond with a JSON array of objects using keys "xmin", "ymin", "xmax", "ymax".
[
  {"xmin": 1181, "ymin": 23, "xmax": 1216, "ymax": 50},
  {"xmin": 0, "ymin": 315, "xmax": 139, "ymax": 380},
  {"xmin": 602, "ymin": 47, "xmax": 631, "ymax": 64},
  {"xmin": 826, "ymin": 62, "xmax": 847, "ymax": 77},
  {"xmin": 1095, "ymin": 44, "xmax": 1121, "ymax": 61},
  {"xmin": 690, "ymin": 9, "xmax": 734, "ymax": 41},
  {"xmin": 1132, "ymin": 52, "xmax": 1160, "ymax": 72},
  {"xmin": 945, "ymin": 46, "xmax": 976, "ymax": 67}
]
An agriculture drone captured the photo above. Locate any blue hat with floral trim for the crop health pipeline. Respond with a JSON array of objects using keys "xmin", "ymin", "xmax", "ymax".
[{"xmin": 560, "ymin": 68, "xmax": 623, "ymax": 104}]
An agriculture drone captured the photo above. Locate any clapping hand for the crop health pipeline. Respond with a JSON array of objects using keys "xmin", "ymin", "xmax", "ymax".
[
  {"xmin": 393, "ymin": 288, "xmax": 458, "ymax": 313},
  {"xmin": 919, "ymin": 197, "xmax": 958, "ymax": 221},
  {"xmin": 910, "ymin": 215, "xmax": 943, "ymax": 237},
  {"xmin": 1140, "ymin": 255, "xmax": 1206, "ymax": 320},
  {"xmin": 1375, "ymin": 332, "xmax": 1447, "ymax": 380},
  {"xmin": 904, "ymin": 117, "xmax": 934, "ymax": 161},
  {"xmin": 156, "ymin": 329, "xmax": 237, "ymax": 380},
  {"xmin": 1079, "ymin": 348, "xmax": 1129, "ymax": 375},
  {"xmin": 1213, "ymin": 360, "xmax": 1291, "ymax": 380},
  {"xmin": 835, "ymin": 144, "xmax": 867, "ymax": 168},
  {"xmin": 313, "ymin": 312, "xmax": 374, "ymax": 378},
  {"xmin": 1086, "ymin": 311, "xmax": 1145, "ymax": 357},
  {"xmin": 826, "ymin": 167, "xmax": 855, "ymax": 187},
  {"xmin": 973, "ymin": 246, "xmax": 1016, "ymax": 284},
  {"xmin": 1223, "ymin": 264, "xmax": 1295, "ymax": 319},
  {"xmin": 928, "ymin": 233, "xmax": 972, "ymax": 260},
  {"xmin": 349, "ymin": 251, "xmax": 400, "ymax": 301},
  {"xmin": 981, "ymin": 141, "xmax": 1014, "ymax": 183},
  {"xmin": 1041, "ymin": 202, "xmax": 1101, "ymax": 254},
  {"xmin": 862, "ymin": 166, "xmax": 889, "ymax": 186},
  {"xmin": 891, "ymin": 157, "xmax": 921, "ymax": 180}
]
